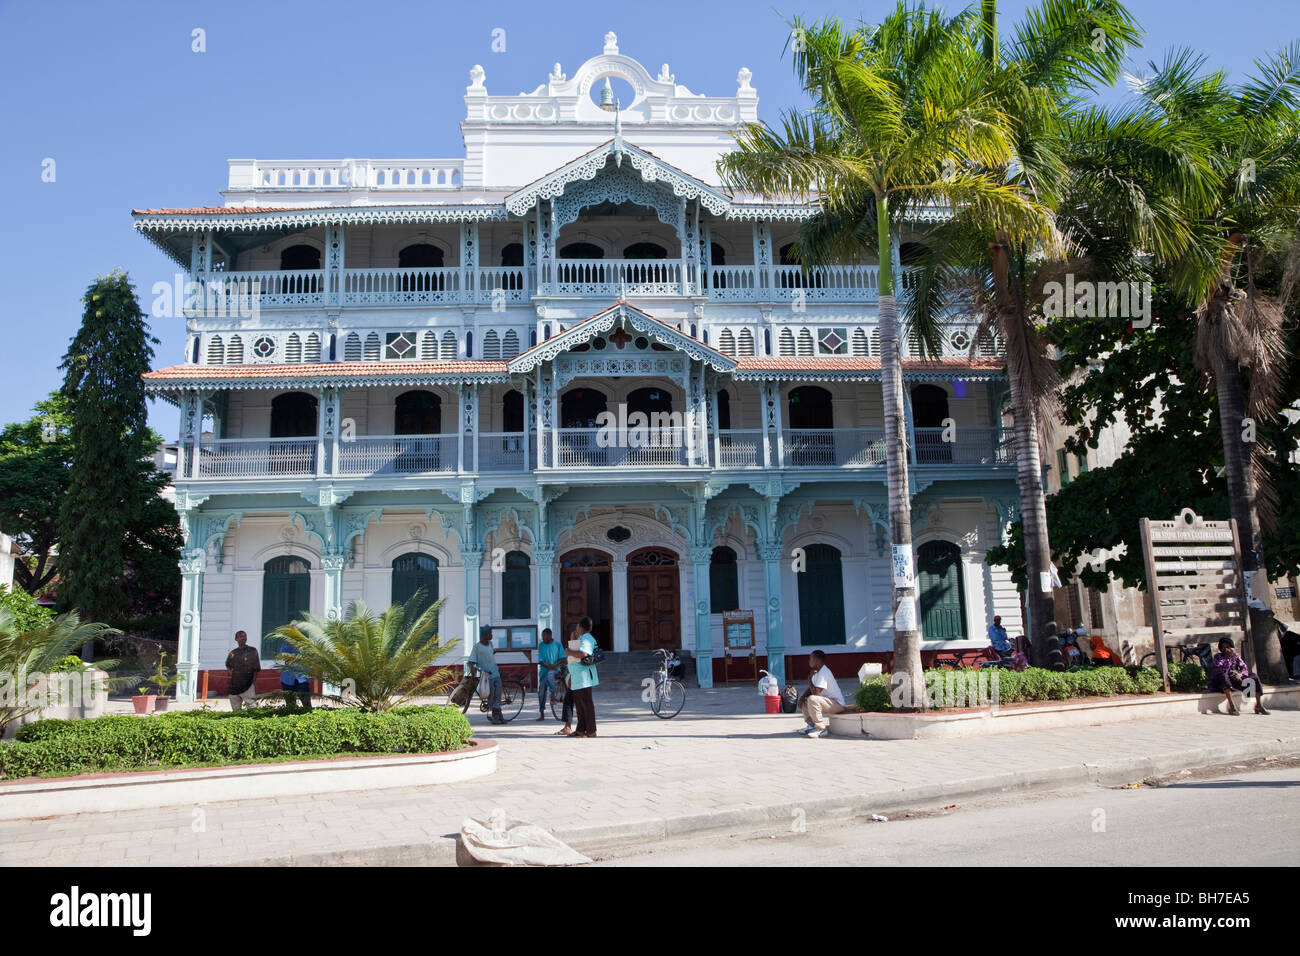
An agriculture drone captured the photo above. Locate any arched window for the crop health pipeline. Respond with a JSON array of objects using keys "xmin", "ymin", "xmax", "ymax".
[
  {"xmin": 710, "ymin": 242, "xmax": 726, "ymax": 266},
  {"xmin": 918, "ymin": 540, "xmax": 966, "ymax": 640},
  {"xmin": 627, "ymin": 387, "xmax": 672, "ymax": 418},
  {"xmin": 559, "ymin": 242, "xmax": 604, "ymax": 259},
  {"xmin": 398, "ymin": 243, "xmax": 444, "ymax": 268},
  {"xmin": 797, "ymin": 543, "xmax": 846, "ymax": 645},
  {"xmin": 500, "ymin": 243, "xmax": 523, "ymax": 267},
  {"xmin": 788, "ymin": 386, "xmax": 833, "ymax": 429},
  {"xmin": 502, "ymin": 550, "xmax": 531, "ymax": 620},
  {"xmin": 709, "ymin": 545, "xmax": 739, "ymax": 613},
  {"xmin": 270, "ymin": 392, "xmax": 317, "ymax": 438},
  {"xmin": 716, "ymin": 390, "xmax": 732, "ymax": 430},
  {"xmin": 395, "ymin": 390, "xmax": 441, "ymax": 434},
  {"xmin": 262, "ymin": 555, "xmax": 311, "ymax": 658},
  {"xmin": 391, "ymin": 552, "xmax": 439, "ymax": 624},
  {"xmin": 279, "ymin": 244, "xmax": 320, "ymax": 271},
  {"xmin": 623, "ymin": 241, "xmax": 667, "ymax": 260},
  {"xmin": 503, "ymin": 390, "xmax": 524, "ymax": 432},
  {"xmin": 911, "ymin": 384, "xmax": 951, "ymax": 463},
  {"xmin": 788, "ymin": 386, "xmax": 834, "ymax": 466},
  {"xmin": 561, "ymin": 388, "xmax": 607, "ymax": 428}
]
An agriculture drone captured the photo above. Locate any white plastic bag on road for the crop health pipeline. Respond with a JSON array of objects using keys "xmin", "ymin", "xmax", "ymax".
[{"xmin": 459, "ymin": 810, "xmax": 592, "ymax": 867}]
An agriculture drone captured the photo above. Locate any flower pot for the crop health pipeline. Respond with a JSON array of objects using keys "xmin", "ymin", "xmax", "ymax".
[
  {"xmin": 153, "ymin": 696, "xmax": 170, "ymax": 712},
  {"xmin": 132, "ymin": 694, "xmax": 156, "ymax": 715}
]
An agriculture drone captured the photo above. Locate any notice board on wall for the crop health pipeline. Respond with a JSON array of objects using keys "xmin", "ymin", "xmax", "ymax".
[{"xmin": 722, "ymin": 609, "xmax": 757, "ymax": 684}]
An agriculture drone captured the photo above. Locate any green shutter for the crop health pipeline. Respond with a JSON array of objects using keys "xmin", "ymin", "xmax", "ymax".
[
  {"xmin": 262, "ymin": 557, "xmax": 311, "ymax": 658},
  {"xmin": 392, "ymin": 553, "xmax": 439, "ymax": 624},
  {"xmin": 918, "ymin": 541, "xmax": 967, "ymax": 641},
  {"xmin": 797, "ymin": 544, "xmax": 846, "ymax": 645}
]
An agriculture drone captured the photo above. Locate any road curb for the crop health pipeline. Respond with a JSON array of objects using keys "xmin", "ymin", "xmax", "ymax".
[{"xmin": 240, "ymin": 732, "xmax": 1300, "ymax": 866}]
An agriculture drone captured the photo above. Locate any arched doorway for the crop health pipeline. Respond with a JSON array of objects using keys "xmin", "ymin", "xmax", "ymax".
[
  {"xmin": 788, "ymin": 385, "xmax": 834, "ymax": 466},
  {"xmin": 394, "ymin": 390, "xmax": 442, "ymax": 472},
  {"xmin": 627, "ymin": 548, "xmax": 680, "ymax": 650},
  {"xmin": 560, "ymin": 549, "xmax": 613, "ymax": 650},
  {"xmin": 912, "ymin": 384, "xmax": 952, "ymax": 463},
  {"xmin": 261, "ymin": 555, "xmax": 311, "ymax": 658},
  {"xmin": 269, "ymin": 392, "xmax": 317, "ymax": 475},
  {"xmin": 392, "ymin": 552, "xmax": 439, "ymax": 624},
  {"xmin": 918, "ymin": 540, "xmax": 966, "ymax": 640},
  {"xmin": 796, "ymin": 543, "xmax": 846, "ymax": 645}
]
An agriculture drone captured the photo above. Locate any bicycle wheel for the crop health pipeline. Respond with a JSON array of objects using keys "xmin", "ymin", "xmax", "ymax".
[
  {"xmin": 499, "ymin": 679, "xmax": 526, "ymax": 722},
  {"xmin": 550, "ymin": 682, "xmax": 567, "ymax": 721},
  {"xmin": 1139, "ymin": 652, "xmax": 1157, "ymax": 668},
  {"xmin": 651, "ymin": 679, "xmax": 685, "ymax": 719}
]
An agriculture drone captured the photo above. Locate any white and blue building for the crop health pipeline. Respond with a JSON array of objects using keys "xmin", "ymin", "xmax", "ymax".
[{"xmin": 138, "ymin": 33, "xmax": 1025, "ymax": 699}]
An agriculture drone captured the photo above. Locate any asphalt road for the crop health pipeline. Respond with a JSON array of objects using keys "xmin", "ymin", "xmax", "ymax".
[{"xmin": 593, "ymin": 756, "xmax": 1300, "ymax": 867}]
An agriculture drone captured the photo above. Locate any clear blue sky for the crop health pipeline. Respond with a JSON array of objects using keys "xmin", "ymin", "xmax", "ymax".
[{"xmin": 1, "ymin": 0, "xmax": 1296, "ymax": 436}]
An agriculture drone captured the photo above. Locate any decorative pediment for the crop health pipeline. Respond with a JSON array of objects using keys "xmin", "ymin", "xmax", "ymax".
[
  {"xmin": 507, "ymin": 302, "xmax": 736, "ymax": 375},
  {"xmin": 505, "ymin": 140, "xmax": 731, "ymax": 217}
]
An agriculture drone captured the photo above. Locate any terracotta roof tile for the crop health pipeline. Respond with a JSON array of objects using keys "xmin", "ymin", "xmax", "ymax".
[
  {"xmin": 734, "ymin": 357, "xmax": 1004, "ymax": 371},
  {"xmin": 132, "ymin": 206, "xmax": 303, "ymax": 216},
  {"xmin": 143, "ymin": 361, "xmax": 508, "ymax": 381}
]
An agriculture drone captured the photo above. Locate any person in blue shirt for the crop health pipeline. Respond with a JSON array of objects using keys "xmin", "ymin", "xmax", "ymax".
[
  {"xmin": 535, "ymin": 627, "xmax": 565, "ymax": 721},
  {"xmin": 467, "ymin": 624, "xmax": 504, "ymax": 724},
  {"xmin": 987, "ymin": 615, "xmax": 1012, "ymax": 660},
  {"xmin": 565, "ymin": 615, "xmax": 600, "ymax": 737},
  {"xmin": 279, "ymin": 645, "xmax": 312, "ymax": 711}
]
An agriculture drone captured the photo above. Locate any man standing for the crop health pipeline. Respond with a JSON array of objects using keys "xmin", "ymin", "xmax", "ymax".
[
  {"xmin": 468, "ymin": 624, "xmax": 504, "ymax": 724},
  {"xmin": 566, "ymin": 615, "xmax": 600, "ymax": 737},
  {"xmin": 796, "ymin": 650, "xmax": 844, "ymax": 738},
  {"xmin": 536, "ymin": 627, "xmax": 563, "ymax": 721},
  {"xmin": 225, "ymin": 631, "xmax": 261, "ymax": 711}
]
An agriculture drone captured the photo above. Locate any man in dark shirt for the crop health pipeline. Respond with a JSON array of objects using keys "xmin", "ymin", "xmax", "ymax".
[{"xmin": 226, "ymin": 631, "xmax": 261, "ymax": 710}]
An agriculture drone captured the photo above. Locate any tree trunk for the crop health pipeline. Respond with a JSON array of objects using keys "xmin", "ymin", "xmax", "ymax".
[
  {"xmin": 878, "ymin": 196, "xmax": 926, "ymax": 710},
  {"xmin": 1212, "ymin": 354, "xmax": 1287, "ymax": 681},
  {"xmin": 990, "ymin": 237, "xmax": 1056, "ymax": 664}
]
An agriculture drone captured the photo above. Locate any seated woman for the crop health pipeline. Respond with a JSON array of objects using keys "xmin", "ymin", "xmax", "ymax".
[{"xmin": 1207, "ymin": 637, "xmax": 1269, "ymax": 715}]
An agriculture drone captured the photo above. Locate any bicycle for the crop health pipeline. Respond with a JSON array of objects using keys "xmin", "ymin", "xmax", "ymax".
[
  {"xmin": 1140, "ymin": 642, "xmax": 1212, "ymax": 671},
  {"xmin": 647, "ymin": 648, "xmax": 686, "ymax": 719},
  {"xmin": 545, "ymin": 663, "xmax": 569, "ymax": 722},
  {"xmin": 452, "ymin": 664, "xmax": 526, "ymax": 722}
]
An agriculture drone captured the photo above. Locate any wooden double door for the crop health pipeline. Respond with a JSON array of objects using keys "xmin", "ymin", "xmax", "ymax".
[{"xmin": 627, "ymin": 548, "xmax": 680, "ymax": 650}]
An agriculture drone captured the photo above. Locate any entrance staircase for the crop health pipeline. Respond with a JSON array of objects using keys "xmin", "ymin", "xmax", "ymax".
[{"xmin": 591, "ymin": 650, "xmax": 697, "ymax": 690}]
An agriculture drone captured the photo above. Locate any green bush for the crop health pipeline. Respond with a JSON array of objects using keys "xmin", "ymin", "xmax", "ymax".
[
  {"xmin": 1, "ymin": 705, "xmax": 473, "ymax": 779},
  {"xmin": 854, "ymin": 663, "xmax": 1207, "ymax": 712}
]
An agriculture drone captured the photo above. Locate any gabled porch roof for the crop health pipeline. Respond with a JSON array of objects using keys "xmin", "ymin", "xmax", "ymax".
[{"xmin": 507, "ymin": 301, "xmax": 736, "ymax": 374}]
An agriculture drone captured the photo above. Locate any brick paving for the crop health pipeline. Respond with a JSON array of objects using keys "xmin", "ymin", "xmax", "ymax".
[{"xmin": 2, "ymin": 687, "xmax": 1297, "ymax": 866}]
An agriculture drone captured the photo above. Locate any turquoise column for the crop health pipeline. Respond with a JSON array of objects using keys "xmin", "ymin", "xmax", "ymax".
[
  {"xmin": 535, "ymin": 548, "xmax": 555, "ymax": 638},
  {"xmin": 691, "ymin": 546, "xmax": 714, "ymax": 688},
  {"xmin": 176, "ymin": 550, "xmax": 205, "ymax": 702},
  {"xmin": 322, "ymin": 553, "xmax": 346, "ymax": 622},
  {"xmin": 760, "ymin": 543, "xmax": 786, "ymax": 685},
  {"xmin": 463, "ymin": 549, "xmax": 483, "ymax": 653}
]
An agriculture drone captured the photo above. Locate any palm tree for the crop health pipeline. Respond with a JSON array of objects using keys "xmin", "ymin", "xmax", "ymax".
[
  {"xmin": 271, "ymin": 591, "xmax": 457, "ymax": 711},
  {"xmin": 719, "ymin": 4, "xmax": 1045, "ymax": 707},
  {"xmin": 1119, "ymin": 47, "xmax": 1300, "ymax": 679},
  {"xmin": 0, "ymin": 606, "xmax": 117, "ymax": 734}
]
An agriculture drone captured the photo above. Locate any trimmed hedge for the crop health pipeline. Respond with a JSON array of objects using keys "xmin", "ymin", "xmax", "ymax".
[
  {"xmin": 1, "ymin": 705, "xmax": 473, "ymax": 779},
  {"xmin": 854, "ymin": 662, "xmax": 1207, "ymax": 712}
]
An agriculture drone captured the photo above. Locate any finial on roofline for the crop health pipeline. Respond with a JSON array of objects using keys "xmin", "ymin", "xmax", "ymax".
[{"xmin": 604, "ymin": 31, "xmax": 618, "ymax": 55}]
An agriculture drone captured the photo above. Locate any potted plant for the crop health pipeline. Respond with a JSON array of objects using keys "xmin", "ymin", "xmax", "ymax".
[{"xmin": 138, "ymin": 652, "xmax": 181, "ymax": 713}]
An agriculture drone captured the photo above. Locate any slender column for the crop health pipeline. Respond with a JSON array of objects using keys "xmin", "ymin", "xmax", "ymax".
[
  {"xmin": 686, "ymin": 362, "xmax": 699, "ymax": 467},
  {"xmin": 760, "ymin": 380, "xmax": 775, "ymax": 468},
  {"xmin": 611, "ymin": 560, "xmax": 629, "ymax": 652},
  {"xmin": 701, "ymin": 221, "xmax": 712, "ymax": 296},
  {"xmin": 176, "ymin": 549, "xmax": 205, "ymax": 702},
  {"xmin": 460, "ymin": 222, "xmax": 479, "ymax": 303},
  {"xmin": 535, "ymin": 547, "xmax": 555, "ymax": 637},
  {"xmin": 462, "ymin": 549, "xmax": 483, "ymax": 654},
  {"xmin": 678, "ymin": 199, "xmax": 692, "ymax": 296},
  {"xmin": 316, "ymin": 387, "xmax": 329, "ymax": 476},
  {"xmin": 457, "ymin": 386, "xmax": 468, "ymax": 473},
  {"xmin": 526, "ymin": 214, "xmax": 539, "ymax": 294},
  {"xmin": 760, "ymin": 542, "xmax": 786, "ymax": 685},
  {"xmin": 710, "ymin": 379, "xmax": 722, "ymax": 467},
  {"xmin": 325, "ymin": 222, "xmax": 344, "ymax": 306},
  {"xmin": 523, "ymin": 381, "xmax": 533, "ymax": 472},
  {"xmin": 180, "ymin": 389, "xmax": 202, "ymax": 479},
  {"xmin": 691, "ymin": 546, "xmax": 714, "ymax": 688},
  {"xmin": 902, "ymin": 381, "xmax": 918, "ymax": 466},
  {"xmin": 322, "ymin": 552, "xmax": 346, "ymax": 622},
  {"xmin": 464, "ymin": 384, "xmax": 479, "ymax": 473},
  {"xmin": 756, "ymin": 220, "xmax": 772, "ymax": 292},
  {"xmin": 327, "ymin": 388, "xmax": 341, "ymax": 476},
  {"xmin": 546, "ymin": 369, "xmax": 558, "ymax": 469}
]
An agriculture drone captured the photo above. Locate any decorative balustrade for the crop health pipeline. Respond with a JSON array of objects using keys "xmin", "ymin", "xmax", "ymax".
[
  {"xmin": 197, "ymin": 438, "xmax": 317, "ymax": 478},
  {"xmin": 229, "ymin": 159, "xmax": 465, "ymax": 191},
  {"xmin": 184, "ymin": 425, "xmax": 1015, "ymax": 481},
  {"xmin": 548, "ymin": 259, "xmax": 684, "ymax": 297},
  {"xmin": 336, "ymin": 435, "xmax": 458, "ymax": 476},
  {"xmin": 341, "ymin": 268, "xmax": 462, "ymax": 306}
]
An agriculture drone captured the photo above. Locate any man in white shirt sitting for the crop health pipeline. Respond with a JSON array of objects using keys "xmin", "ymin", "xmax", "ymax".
[{"xmin": 796, "ymin": 650, "xmax": 845, "ymax": 738}]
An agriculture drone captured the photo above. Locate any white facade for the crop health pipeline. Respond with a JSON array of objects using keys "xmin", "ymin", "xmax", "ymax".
[{"xmin": 138, "ymin": 33, "xmax": 1024, "ymax": 698}]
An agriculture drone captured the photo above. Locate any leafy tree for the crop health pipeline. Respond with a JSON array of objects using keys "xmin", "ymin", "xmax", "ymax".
[
  {"xmin": 0, "ymin": 393, "xmax": 72, "ymax": 595},
  {"xmin": 56, "ymin": 272, "xmax": 180, "ymax": 630},
  {"xmin": 0, "ymin": 585, "xmax": 54, "ymax": 634},
  {"xmin": 0, "ymin": 606, "xmax": 116, "ymax": 735},
  {"xmin": 718, "ymin": 4, "xmax": 1040, "ymax": 707}
]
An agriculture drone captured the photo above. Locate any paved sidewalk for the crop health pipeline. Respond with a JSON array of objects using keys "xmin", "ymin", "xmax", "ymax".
[{"xmin": 2, "ymin": 687, "xmax": 1297, "ymax": 866}]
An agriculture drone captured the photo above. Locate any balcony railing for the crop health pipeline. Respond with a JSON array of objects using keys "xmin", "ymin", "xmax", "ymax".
[
  {"xmin": 336, "ymin": 435, "xmax": 458, "ymax": 476},
  {"xmin": 188, "ymin": 262, "xmax": 896, "ymax": 311},
  {"xmin": 185, "ymin": 426, "xmax": 1015, "ymax": 480},
  {"xmin": 198, "ymin": 438, "xmax": 317, "ymax": 478}
]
